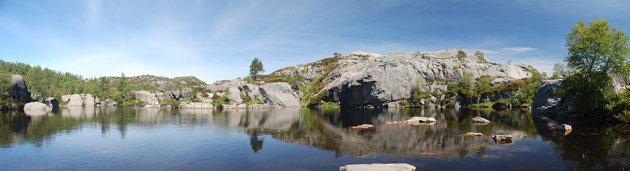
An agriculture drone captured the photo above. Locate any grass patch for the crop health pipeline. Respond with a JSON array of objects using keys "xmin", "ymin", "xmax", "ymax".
[
  {"xmin": 470, "ymin": 101, "xmax": 494, "ymax": 108},
  {"xmin": 320, "ymin": 101, "xmax": 340, "ymax": 108},
  {"xmin": 160, "ymin": 99, "xmax": 181, "ymax": 108}
]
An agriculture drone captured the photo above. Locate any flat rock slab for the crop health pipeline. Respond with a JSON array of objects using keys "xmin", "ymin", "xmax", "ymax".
[{"xmin": 340, "ymin": 163, "xmax": 416, "ymax": 171}]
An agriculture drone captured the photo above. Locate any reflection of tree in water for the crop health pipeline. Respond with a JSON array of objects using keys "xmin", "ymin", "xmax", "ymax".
[
  {"xmin": 249, "ymin": 131, "xmax": 264, "ymax": 153},
  {"xmin": 533, "ymin": 113, "xmax": 630, "ymax": 170}
]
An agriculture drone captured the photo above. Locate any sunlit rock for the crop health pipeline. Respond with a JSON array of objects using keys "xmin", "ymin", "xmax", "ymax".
[
  {"xmin": 472, "ymin": 117, "xmax": 490, "ymax": 124},
  {"xmin": 339, "ymin": 163, "xmax": 416, "ymax": 171}
]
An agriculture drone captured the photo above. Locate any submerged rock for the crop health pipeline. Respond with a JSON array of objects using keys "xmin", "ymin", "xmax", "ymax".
[
  {"xmin": 492, "ymin": 135, "xmax": 513, "ymax": 143},
  {"xmin": 472, "ymin": 117, "xmax": 490, "ymax": 124},
  {"xmin": 407, "ymin": 117, "xmax": 437, "ymax": 123},
  {"xmin": 339, "ymin": 163, "xmax": 416, "ymax": 171}
]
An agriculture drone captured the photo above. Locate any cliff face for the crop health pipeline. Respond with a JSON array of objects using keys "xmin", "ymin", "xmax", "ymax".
[{"xmin": 209, "ymin": 49, "xmax": 536, "ymax": 107}]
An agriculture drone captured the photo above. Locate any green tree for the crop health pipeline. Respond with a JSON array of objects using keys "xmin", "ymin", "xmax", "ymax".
[
  {"xmin": 459, "ymin": 73, "xmax": 475, "ymax": 98},
  {"xmin": 249, "ymin": 58, "xmax": 264, "ymax": 79},
  {"xmin": 561, "ymin": 18, "xmax": 630, "ymax": 116}
]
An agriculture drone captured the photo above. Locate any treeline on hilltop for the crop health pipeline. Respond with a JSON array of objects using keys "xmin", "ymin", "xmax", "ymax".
[{"xmin": 0, "ymin": 60, "xmax": 206, "ymax": 108}]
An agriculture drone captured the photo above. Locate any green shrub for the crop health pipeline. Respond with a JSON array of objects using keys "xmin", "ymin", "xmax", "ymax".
[
  {"xmin": 470, "ymin": 101, "xmax": 494, "ymax": 108},
  {"xmin": 475, "ymin": 50, "xmax": 488, "ymax": 62},
  {"xmin": 320, "ymin": 101, "xmax": 340, "ymax": 108}
]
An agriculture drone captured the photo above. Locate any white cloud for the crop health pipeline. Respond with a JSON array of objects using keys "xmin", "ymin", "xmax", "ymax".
[{"xmin": 503, "ymin": 47, "xmax": 537, "ymax": 52}]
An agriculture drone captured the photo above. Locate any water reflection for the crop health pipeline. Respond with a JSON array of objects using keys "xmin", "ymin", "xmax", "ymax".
[{"xmin": 0, "ymin": 107, "xmax": 629, "ymax": 169}]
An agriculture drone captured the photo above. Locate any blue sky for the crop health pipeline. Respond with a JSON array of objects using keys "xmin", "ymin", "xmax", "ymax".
[{"xmin": 1, "ymin": 0, "xmax": 629, "ymax": 82}]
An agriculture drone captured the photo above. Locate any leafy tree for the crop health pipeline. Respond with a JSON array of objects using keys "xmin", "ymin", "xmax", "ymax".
[
  {"xmin": 459, "ymin": 73, "xmax": 475, "ymax": 98},
  {"xmin": 561, "ymin": 18, "xmax": 630, "ymax": 116},
  {"xmin": 249, "ymin": 58, "xmax": 264, "ymax": 79}
]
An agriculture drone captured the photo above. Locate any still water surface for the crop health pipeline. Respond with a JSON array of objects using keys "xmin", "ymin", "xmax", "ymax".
[{"xmin": 1, "ymin": 107, "xmax": 629, "ymax": 170}]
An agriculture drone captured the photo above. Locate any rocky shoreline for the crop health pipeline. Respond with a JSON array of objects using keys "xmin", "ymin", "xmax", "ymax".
[{"xmin": 7, "ymin": 49, "xmax": 628, "ymax": 124}]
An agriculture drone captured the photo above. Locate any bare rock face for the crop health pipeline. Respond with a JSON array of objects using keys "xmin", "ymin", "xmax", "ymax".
[
  {"xmin": 532, "ymin": 80, "xmax": 575, "ymax": 114},
  {"xmin": 134, "ymin": 91, "xmax": 160, "ymax": 105},
  {"xmin": 282, "ymin": 49, "xmax": 533, "ymax": 107},
  {"xmin": 209, "ymin": 49, "xmax": 535, "ymax": 107},
  {"xmin": 133, "ymin": 88, "xmax": 195, "ymax": 106},
  {"xmin": 10, "ymin": 75, "xmax": 31, "ymax": 102},
  {"xmin": 206, "ymin": 80, "xmax": 303, "ymax": 107},
  {"xmin": 63, "ymin": 94, "xmax": 97, "ymax": 107},
  {"xmin": 257, "ymin": 83, "xmax": 302, "ymax": 107}
]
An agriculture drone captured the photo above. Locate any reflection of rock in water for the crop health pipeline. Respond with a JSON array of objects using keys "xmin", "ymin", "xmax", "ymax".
[
  {"xmin": 230, "ymin": 108, "xmax": 537, "ymax": 158},
  {"xmin": 221, "ymin": 108, "xmax": 302, "ymax": 131},
  {"xmin": 61, "ymin": 107, "xmax": 96, "ymax": 119}
]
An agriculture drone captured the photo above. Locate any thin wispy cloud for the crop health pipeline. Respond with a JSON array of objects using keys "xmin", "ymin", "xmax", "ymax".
[{"xmin": 503, "ymin": 47, "xmax": 538, "ymax": 52}]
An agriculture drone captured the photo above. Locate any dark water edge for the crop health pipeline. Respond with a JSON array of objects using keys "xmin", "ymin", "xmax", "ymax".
[{"xmin": 0, "ymin": 107, "xmax": 629, "ymax": 170}]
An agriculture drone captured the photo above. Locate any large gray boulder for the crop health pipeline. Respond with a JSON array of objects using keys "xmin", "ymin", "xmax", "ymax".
[
  {"xmin": 134, "ymin": 91, "xmax": 160, "ymax": 106},
  {"xmin": 23, "ymin": 102, "xmax": 52, "ymax": 111},
  {"xmin": 63, "ymin": 94, "xmax": 97, "ymax": 107},
  {"xmin": 532, "ymin": 80, "xmax": 574, "ymax": 114},
  {"xmin": 46, "ymin": 97, "xmax": 59, "ymax": 111},
  {"xmin": 10, "ymin": 75, "xmax": 31, "ymax": 102},
  {"xmin": 258, "ymin": 83, "xmax": 302, "ymax": 107}
]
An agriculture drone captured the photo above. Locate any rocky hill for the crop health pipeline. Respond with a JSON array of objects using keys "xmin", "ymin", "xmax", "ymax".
[{"xmin": 205, "ymin": 49, "xmax": 537, "ymax": 108}]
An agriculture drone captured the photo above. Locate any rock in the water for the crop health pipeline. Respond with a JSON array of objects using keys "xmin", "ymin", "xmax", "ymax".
[
  {"xmin": 23, "ymin": 102, "xmax": 52, "ymax": 111},
  {"xmin": 339, "ymin": 163, "xmax": 416, "ymax": 171},
  {"xmin": 472, "ymin": 117, "xmax": 490, "ymax": 124},
  {"xmin": 552, "ymin": 124, "xmax": 572, "ymax": 131},
  {"xmin": 406, "ymin": 117, "xmax": 437, "ymax": 123},
  {"xmin": 351, "ymin": 124, "xmax": 375, "ymax": 131},
  {"xmin": 492, "ymin": 135, "xmax": 512, "ymax": 143},
  {"xmin": 178, "ymin": 102, "xmax": 214, "ymax": 109},
  {"xmin": 46, "ymin": 97, "xmax": 59, "ymax": 112},
  {"xmin": 463, "ymin": 132, "xmax": 483, "ymax": 136}
]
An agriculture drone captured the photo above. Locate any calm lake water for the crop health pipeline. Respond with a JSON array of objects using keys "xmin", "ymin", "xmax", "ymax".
[{"xmin": 1, "ymin": 107, "xmax": 629, "ymax": 170}]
